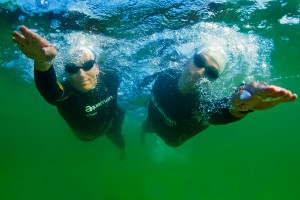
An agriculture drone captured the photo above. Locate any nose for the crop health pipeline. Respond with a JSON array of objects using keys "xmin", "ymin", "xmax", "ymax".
[
  {"xmin": 190, "ymin": 68, "xmax": 205, "ymax": 82},
  {"xmin": 77, "ymin": 68, "xmax": 86, "ymax": 77},
  {"xmin": 197, "ymin": 68, "xmax": 206, "ymax": 77}
]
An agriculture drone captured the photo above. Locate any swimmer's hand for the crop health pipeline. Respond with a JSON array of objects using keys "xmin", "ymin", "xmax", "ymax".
[
  {"xmin": 229, "ymin": 81, "xmax": 297, "ymax": 117},
  {"xmin": 12, "ymin": 25, "xmax": 57, "ymax": 71}
]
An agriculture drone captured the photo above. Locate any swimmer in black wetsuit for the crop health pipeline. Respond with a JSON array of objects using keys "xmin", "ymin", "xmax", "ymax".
[
  {"xmin": 13, "ymin": 26, "xmax": 126, "ymax": 159},
  {"xmin": 142, "ymin": 48, "xmax": 298, "ymax": 147}
]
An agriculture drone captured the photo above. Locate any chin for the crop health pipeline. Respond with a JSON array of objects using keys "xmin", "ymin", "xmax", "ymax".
[{"xmin": 76, "ymin": 85, "xmax": 94, "ymax": 92}]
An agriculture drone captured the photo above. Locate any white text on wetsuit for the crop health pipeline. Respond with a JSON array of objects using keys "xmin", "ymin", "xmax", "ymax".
[
  {"xmin": 85, "ymin": 96, "xmax": 113, "ymax": 112},
  {"xmin": 151, "ymin": 95, "xmax": 177, "ymax": 127}
]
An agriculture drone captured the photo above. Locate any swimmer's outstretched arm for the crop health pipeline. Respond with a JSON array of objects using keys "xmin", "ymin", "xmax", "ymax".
[
  {"xmin": 12, "ymin": 25, "xmax": 57, "ymax": 71},
  {"xmin": 229, "ymin": 81, "xmax": 298, "ymax": 118}
]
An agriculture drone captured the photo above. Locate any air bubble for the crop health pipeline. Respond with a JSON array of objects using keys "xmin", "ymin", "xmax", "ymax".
[
  {"xmin": 22, "ymin": 3, "xmax": 35, "ymax": 14},
  {"xmin": 36, "ymin": 0, "xmax": 51, "ymax": 10},
  {"xmin": 51, "ymin": 19, "xmax": 61, "ymax": 29},
  {"xmin": 18, "ymin": 15, "xmax": 25, "ymax": 21},
  {"xmin": 281, "ymin": 36, "xmax": 289, "ymax": 41},
  {"xmin": 279, "ymin": 14, "xmax": 300, "ymax": 25}
]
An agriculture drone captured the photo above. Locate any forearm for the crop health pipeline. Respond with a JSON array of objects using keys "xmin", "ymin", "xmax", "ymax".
[
  {"xmin": 208, "ymin": 97, "xmax": 244, "ymax": 125},
  {"xmin": 34, "ymin": 65, "xmax": 63, "ymax": 105}
]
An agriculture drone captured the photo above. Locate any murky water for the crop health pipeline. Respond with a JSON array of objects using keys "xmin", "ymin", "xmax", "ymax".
[{"xmin": 1, "ymin": 0, "xmax": 300, "ymax": 200}]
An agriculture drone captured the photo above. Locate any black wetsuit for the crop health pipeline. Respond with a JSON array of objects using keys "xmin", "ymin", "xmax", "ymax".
[
  {"xmin": 34, "ymin": 66, "xmax": 125, "ymax": 149},
  {"xmin": 147, "ymin": 68, "xmax": 241, "ymax": 147}
]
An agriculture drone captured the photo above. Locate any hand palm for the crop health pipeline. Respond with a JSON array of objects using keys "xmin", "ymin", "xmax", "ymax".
[
  {"xmin": 13, "ymin": 26, "xmax": 57, "ymax": 63},
  {"xmin": 232, "ymin": 81, "xmax": 297, "ymax": 111}
]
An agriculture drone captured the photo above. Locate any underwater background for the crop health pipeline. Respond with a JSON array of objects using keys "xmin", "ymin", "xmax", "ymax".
[{"xmin": 0, "ymin": 0, "xmax": 300, "ymax": 199}]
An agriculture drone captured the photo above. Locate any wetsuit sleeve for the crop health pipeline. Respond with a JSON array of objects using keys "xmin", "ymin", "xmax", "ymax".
[
  {"xmin": 208, "ymin": 97, "xmax": 242, "ymax": 125},
  {"xmin": 34, "ymin": 65, "xmax": 63, "ymax": 105}
]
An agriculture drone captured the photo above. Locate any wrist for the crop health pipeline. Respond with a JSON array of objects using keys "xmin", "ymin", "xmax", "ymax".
[
  {"xmin": 34, "ymin": 60, "xmax": 52, "ymax": 71},
  {"xmin": 228, "ymin": 86, "xmax": 254, "ymax": 117},
  {"xmin": 228, "ymin": 101, "xmax": 253, "ymax": 118},
  {"xmin": 229, "ymin": 98, "xmax": 253, "ymax": 113}
]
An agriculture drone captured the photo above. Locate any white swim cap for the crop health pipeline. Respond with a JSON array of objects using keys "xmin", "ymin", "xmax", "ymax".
[
  {"xmin": 199, "ymin": 45, "xmax": 228, "ymax": 74},
  {"xmin": 79, "ymin": 47, "xmax": 96, "ymax": 61},
  {"xmin": 66, "ymin": 47, "xmax": 97, "ymax": 64}
]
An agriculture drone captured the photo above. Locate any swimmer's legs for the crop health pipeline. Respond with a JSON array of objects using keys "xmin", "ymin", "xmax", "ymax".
[{"xmin": 141, "ymin": 116, "xmax": 154, "ymax": 146}]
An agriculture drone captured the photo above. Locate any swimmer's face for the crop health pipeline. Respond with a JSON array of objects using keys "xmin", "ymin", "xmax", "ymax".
[
  {"xmin": 178, "ymin": 53, "xmax": 220, "ymax": 94},
  {"xmin": 66, "ymin": 49, "xmax": 100, "ymax": 93}
]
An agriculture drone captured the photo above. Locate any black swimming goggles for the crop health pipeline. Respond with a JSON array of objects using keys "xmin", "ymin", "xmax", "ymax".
[
  {"xmin": 65, "ymin": 60, "xmax": 96, "ymax": 74},
  {"xmin": 193, "ymin": 54, "xmax": 219, "ymax": 80}
]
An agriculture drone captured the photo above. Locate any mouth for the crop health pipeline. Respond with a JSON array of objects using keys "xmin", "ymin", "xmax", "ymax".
[{"xmin": 79, "ymin": 79, "xmax": 90, "ymax": 85}]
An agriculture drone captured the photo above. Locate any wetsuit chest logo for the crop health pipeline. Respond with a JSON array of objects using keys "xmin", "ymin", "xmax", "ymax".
[
  {"xmin": 151, "ymin": 95, "xmax": 177, "ymax": 127},
  {"xmin": 85, "ymin": 95, "xmax": 113, "ymax": 113}
]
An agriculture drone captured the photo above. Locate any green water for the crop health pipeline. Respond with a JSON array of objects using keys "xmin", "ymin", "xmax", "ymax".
[{"xmin": 1, "ymin": 1, "xmax": 300, "ymax": 200}]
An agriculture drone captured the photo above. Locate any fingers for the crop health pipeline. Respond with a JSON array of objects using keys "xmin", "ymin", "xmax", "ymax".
[
  {"xmin": 12, "ymin": 31, "xmax": 27, "ymax": 46},
  {"xmin": 255, "ymin": 86, "xmax": 297, "ymax": 104},
  {"xmin": 240, "ymin": 82, "xmax": 297, "ymax": 111},
  {"xmin": 14, "ymin": 25, "xmax": 48, "ymax": 47},
  {"xmin": 248, "ymin": 83, "xmax": 295, "ymax": 98},
  {"xmin": 291, "ymin": 94, "xmax": 298, "ymax": 101},
  {"xmin": 267, "ymin": 86, "xmax": 296, "ymax": 100},
  {"xmin": 19, "ymin": 25, "xmax": 44, "ymax": 44},
  {"xmin": 12, "ymin": 26, "xmax": 32, "ymax": 48},
  {"xmin": 280, "ymin": 91, "xmax": 297, "ymax": 102}
]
